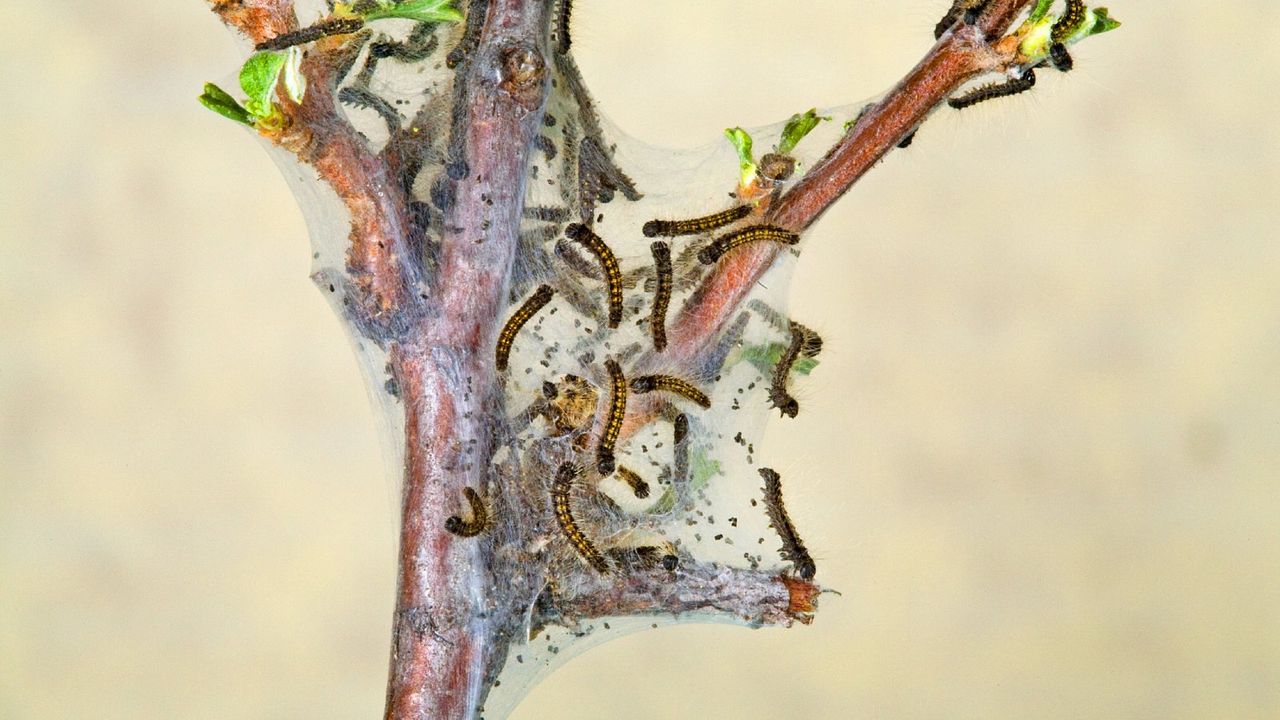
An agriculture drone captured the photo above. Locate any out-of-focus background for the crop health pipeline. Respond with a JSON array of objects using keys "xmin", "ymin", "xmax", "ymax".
[{"xmin": 3, "ymin": 2, "xmax": 1277, "ymax": 718}]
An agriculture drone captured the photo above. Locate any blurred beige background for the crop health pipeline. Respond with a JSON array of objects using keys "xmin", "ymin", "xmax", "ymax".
[{"xmin": 3, "ymin": 2, "xmax": 1278, "ymax": 718}]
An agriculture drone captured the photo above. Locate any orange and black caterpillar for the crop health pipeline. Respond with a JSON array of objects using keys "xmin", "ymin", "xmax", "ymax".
[
  {"xmin": 769, "ymin": 321, "xmax": 806, "ymax": 418},
  {"xmin": 649, "ymin": 241, "xmax": 672, "ymax": 352},
  {"xmin": 933, "ymin": 0, "xmax": 989, "ymax": 39},
  {"xmin": 759, "ymin": 467, "xmax": 816, "ymax": 580},
  {"xmin": 1052, "ymin": 0, "xmax": 1087, "ymax": 43},
  {"xmin": 597, "ymin": 358, "xmax": 627, "ymax": 475},
  {"xmin": 615, "ymin": 465, "xmax": 651, "ymax": 499},
  {"xmin": 255, "ymin": 17, "xmax": 365, "ymax": 50},
  {"xmin": 555, "ymin": 0, "xmax": 573, "ymax": 54},
  {"xmin": 1049, "ymin": 42, "xmax": 1074, "ymax": 72},
  {"xmin": 947, "ymin": 68, "xmax": 1036, "ymax": 110},
  {"xmin": 642, "ymin": 204, "xmax": 752, "ymax": 238},
  {"xmin": 697, "ymin": 225, "xmax": 799, "ymax": 265},
  {"xmin": 630, "ymin": 374, "xmax": 711, "ymax": 409},
  {"xmin": 444, "ymin": 487, "xmax": 488, "ymax": 537},
  {"xmin": 565, "ymin": 223, "xmax": 623, "ymax": 327},
  {"xmin": 495, "ymin": 284, "xmax": 554, "ymax": 371},
  {"xmin": 553, "ymin": 463, "xmax": 611, "ymax": 573}
]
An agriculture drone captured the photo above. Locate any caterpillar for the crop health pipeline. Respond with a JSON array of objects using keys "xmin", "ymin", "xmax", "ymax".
[
  {"xmin": 629, "ymin": 374, "xmax": 711, "ymax": 409},
  {"xmin": 444, "ymin": 487, "xmax": 488, "ymax": 537},
  {"xmin": 597, "ymin": 358, "xmax": 627, "ymax": 475},
  {"xmin": 649, "ymin": 241, "xmax": 672, "ymax": 352},
  {"xmin": 672, "ymin": 412, "xmax": 690, "ymax": 487},
  {"xmin": 642, "ymin": 204, "xmax": 751, "ymax": 238},
  {"xmin": 607, "ymin": 545, "xmax": 679, "ymax": 572},
  {"xmin": 565, "ymin": 223, "xmax": 623, "ymax": 328},
  {"xmin": 933, "ymin": 0, "xmax": 989, "ymax": 39},
  {"xmin": 947, "ymin": 68, "xmax": 1036, "ymax": 110},
  {"xmin": 697, "ymin": 225, "xmax": 800, "ymax": 265},
  {"xmin": 1049, "ymin": 42, "xmax": 1074, "ymax": 72},
  {"xmin": 793, "ymin": 321, "xmax": 824, "ymax": 359},
  {"xmin": 255, "ymin": 17, "xmax": 365, "ymax": 51},
  {"xmin": 768, "ymin": 321, "xmax": 806, "ymax": 418},
  {"xmin": 338, "ymin": 86, "xmax": 402, "ymax": 134},
  {"xmin": 446, "ymin": 0, "xmax": 489, "ymax": 68},
  {"xmin": 1052, "ymin": 0, "xmax": 1088, "ymax": 43},
  {"xmin": 615, "ymin": 466, "xmax": 651, "ymax": 499},
  {"xmin": 552, "ymin": 463, "xmax": 611, "ymax": 573},
  {"xmin": 897, "ymin": 128, "xmax": 918, "ymax": 149},
  {"xmin": 759, "ymin": 467, "xmax": 816, "ymax": 581},
  {"xmin": 555, "ymin": 0, "xmax": 573, "ymax": 54},
  {"xmin": 495, "ymin": 284, "xmax": 554, "ymax": 371}
]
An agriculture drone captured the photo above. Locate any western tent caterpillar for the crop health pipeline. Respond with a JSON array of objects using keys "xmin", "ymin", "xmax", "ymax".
[
  {"xmin": 649, "ymin": 241, "xmax": 672, "ymax": 352},
  {"xmin": 793, "ymin": 321, "xmax": 824, "ymax": 359},
  {"xmin": 947, "ymin": 68, "xmax": 1037, "ymax": 110},
  {"xmin": 759, "ymin": 467, "xmax": 816, "ymax": 581},
  {"xmin": 495, "ymin": 284, "xmax": 554, "ymax": 371},
  {"xmin": 1049, "ymin": 42, "xmax": 1074, "ymax": 72},
  {"xmin": 565, "ymin": 223, "xmax": 623, "ymax": 327},
  {"xmin": 338, "ymin": 86, "xmax": 402, "ymax": 134},
  {"xmin": 697, "ymin": 225, "xmax": 800, "ymax": 265},
  {"xmin": 446, "ymin": 0, "xmax": 488, "ymax": 68},
  {"xmin": 1052, "ymin": 0, "xmax": 1087, "ymax": 43},
  {"xmin": 444, "ymin": 487, "xmax": 488, "ymax": 537},
  {"xmin": 630, "ymin": 374, "xmax": 711, "ymax": 409},
  {"xmin": 615, "ymin": 465, "xmax": 651, "ymax": 499},
  {"xmin": 555, "ymin": 0, "xmax": 573, "ymax": 54},
  {"xmin": 552, "ymin": 463, "xmax": 611, "ymax": 573},
  {"xmin": 768, "ymin": 321, "xmax": 806, "ymax": 418},
  {"xmin": 597, "ymin": 358, "xmax": 627, "ymax": 475},
  {"xmin": 642, "ymin": 205, "xmax": 751, "ymax": 238},
  {"xmin": 933, "ymin": 0, "xmax": 989, "ymax": 39},
  {"xmin": 255, "ymin": 17, "xmax": 365, "ymax": 51}
]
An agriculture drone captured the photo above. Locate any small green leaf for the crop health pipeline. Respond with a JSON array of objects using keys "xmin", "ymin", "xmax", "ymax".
[
  {"xmin": 198, "ymin": 82, "xmax": 253, "ymax": 125},
  {"xmin": 648, "ymin": 487, "xmax": 676, "ymax": 515},
  {"xmin": 689, "ymin": 449, "xmax": 721, "ymax": 492},
  {"xmin": 739, "ymin": 342, "xmax": 818, "ymax": 377},
  {"xmin": 361, "ymin": 0, "xmax": 464, "ymax": 23},
  {"xmin": 1027, "ymin": 0, "xmax": 1055, "ymax": 23},
  {"xmin": 724, "ymin": 127, "xmax": 756, "ymax": 186},
  {"xmin": 776, "ymin": 108, "xmax": 830, "ymax": 155},
  {"xmin": 239, "ymin": 51, "xmax": 288, "ymax": 118},
  {"xmin": 1086, "ymin": 8, "xmax": 1121, "ymax": 36}
]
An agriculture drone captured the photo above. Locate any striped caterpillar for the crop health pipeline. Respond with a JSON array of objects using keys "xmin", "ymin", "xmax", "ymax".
[
  {"xmin": 933, "ymin": 0, "xmax": 989, "ymax": 40},
  {"xmin": 444, "ymin": 487, "xmax": 488, "ymax": 537},
  {"xmin": 948, "ymin": 68, "xmax": 1036, "ymax": 110},
  {"xmin": 255, "ymin": 17, "xmax": 365, "ymax": 51},
  {"xmin": 768, "ymin": 322, "xmax": 807, "ymax": 418},
  {"xmin": 597, "ymin": 358, "xmax": 627, "ymax": 475},
  {"xmin": 698, "ymin": 225, "xmax": 799, "ymax": 265},
  {"xmin": 615, "ymin": 465, "xmax": 651, "ymax": 499},
  {"xmin": 495, "ymin": 284, "xmax": 554, "ymax": 371},
  {"xmin": 565, "ymin": 223, "xmax": 623, "ymax": 327},
  {"xmin": 759, "ymin": 467, "xmax": 816, "ymax": 580},
  {"xmin": 629, "ymin": 374, "xmax": 711, "ymax": 409},
  {"xmin": 555, "ymin": 0, "xmax": 573, "ymax": 54},
  {"xmin": 649, "ymin": 241, "xmax": 672, "ymax": 352},
  {"xmin": 1052, "ymin": 0, "xmax": 1088, "ymax": 43},
  {"xmin": 642, "ymin": 204, "xmax": 751, "ymax": 238},
  {"xmin": 552, "ymin": 463, "xmax": 610, "ymax": 573}
]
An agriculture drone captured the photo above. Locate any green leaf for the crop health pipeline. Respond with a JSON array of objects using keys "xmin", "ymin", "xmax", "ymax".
[
  {"xmin": 239, "ymin": 51, "xmax": 288, "ymax": 118},
  {"xmin": 739, "ymin": 342, "xmax": 818, "ymax": 377},
  {"xmin": 776, "ymin": 108, "xmax": 830, "ymax": 155},
  {"xmin": 689, "ymin": 449, "xmax": 721, "ymax": 492},
  {"xmin": 724, "ymin": 127, "xmax": 756, "ymax": 186},
  {"xmin": 198, "ymin": 82, "xmax": 253, "ymax": 125},
  {"xmin": 1086, "ymin": 8, "xmax": 1121, "ymax": 36},
  {"xmin": 648, "ymin": 487, "xmax": 676, "ymax": 515},
  {"xmin": 361, "ymin": 0, "xmax": 463, "ymax": 23},
  {"xmin": 281, "ymin": 47, "xmax": 306, "ymax": 104},
  {"xmin": 1027, "ymin": 0, "xmax": 1055, "ymax": 23}
]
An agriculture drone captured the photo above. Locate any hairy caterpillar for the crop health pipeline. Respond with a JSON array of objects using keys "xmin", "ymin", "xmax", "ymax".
[
  {"xmin": 495, "ymin": 284, "xmax": 554, "ymax": 371},
  {"xmin": 446, "ymin": 0, "xmax": 488, "ymax": 68},
  {"xmin": 338, "ymin": 86, "xmax": 402, "ymax": 134},
  {"xmin": 649, "ymin": 241, "xmax": 672, "ymax": 352},
  {"xmin": 933, "ymin": 0, "xmax": 989, "ymax": 39},
  {"xmin": 565, "ymin": 223, "xmax": 623, "ymax": 328},
  {"xmin": 642, "ymin": 204, "xmax": 751, "ymax": 238},
  {"xmin": 555, "ymin": 0, "xmax": 573, "ymax": 54},
  {"xmin": 947, "ymin": 68, "xmax": 1036, "ymax": 110},
  {"xmin": 552, "ymin": 463, "xmax": 610, "ymax": 573},
  {"xmin": 1049, "ymin": 42, "xmax": 1074, "ymax": 72},
  {"xmin": 759, "ymin": 468, "xmax": 816, "ymax": 581},
  {"xmin": 1052, "ymin": 0, "xmax": 1088, "ymax": 43},
  {"xmin": 606, "ymin": 545, "xmax": 679, "ymax": 572},
  {"xmin": 615, "ymin": 465, "xmax": 651, "ymax": 499},
  {"xmin": 597, "ymin": 358, "xmax": 627, "ymax": 475},
  {"xmin": 630, "ymin": 374, "xmax": 711, "ymax": 409},
  {"xmin": 255, "ymin": 17, "xmax": 365, "ymax": 51},
  {"xmin": 793, "ymin": 321, "xmax": 824, "ymax": 359},
  {"xmin": 444, "ymin": 487, "xmax": 488, "ymax": 537},
  {"xmin": 768, "ymin": 321, "xmax": 806, "ymax": 418},
  {"xmin": 697, "ymin": 225, "xmax": 800, "ymax": 265}
]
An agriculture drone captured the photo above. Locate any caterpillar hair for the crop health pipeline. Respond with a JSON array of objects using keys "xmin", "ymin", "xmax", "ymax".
[
  {"xmin": 444, "ymin": 487, "xmax": 488, "ymax": 537},
  {"xmin": 933, "ymin": 0, "xmax": 989, "ymax": 39},
  {"xmin": 1052, "ymin": 0, "xmax": 1087, "ymax": 44},
  {"xmin": 698, "ymin": 225, "xmax": 799, "ymax": 265},
  {"xmin": 630, "ymin": 374, "xmax": 711, "ymax": 409},
  {"xmin": 495, "ymin": 284, "xmax": 554, "ymax": 371},
  {"xmin": 947, "ymin": 68, "xmax": 1036, "ymax": 110},
  {"xmin": 555, "ymin": 0, "xmax": 573, "ymax": 54},
  {"xmin": 793, "ymin": 321, "xmax": 824, "ymax": 358},
  {"xmin": 768, "ymin": 321, "xmax": 805, "ymax": 418},
  {"xmin": 607, "ymin": 545, "xmax": 679, "ymax": 572},
  {"xmin": 446, "ymin": 0, "xmax": 489, "ymax": 68},
  {"xmin": 552, "ymin": 463, "xmax": 611, "ymax": 573},
  {"xmin": 1049, "ymin": 42, "xmax": 1074, "ymax": 72},
  {"xmin": 649, "ymin": 241, "xmax": 672, "ymax": 352},
  {"xmin": 565, "ymin": 223, "xmax": 624, "ymax": 328},
  {"xmin": 597, "ymin": 358, "xmax": 627, "ymax": 475},
  {"xmin": 338, "ymin": 86, "xmax": 402, "ymax": 135},
  {"xmin": 642, "ymin": 204, "xmax": 752, "ymax": 238},
  {"xmin": 255, "ymin": 17, "xmax": 365, "ymax": 51},
  {"xmin": 615, "ymin": 465, "xmax": 651, "ymax": 499},
  {"xmin": 759, "ymin": 468, "xmax": 816, "ymax": 581}
]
